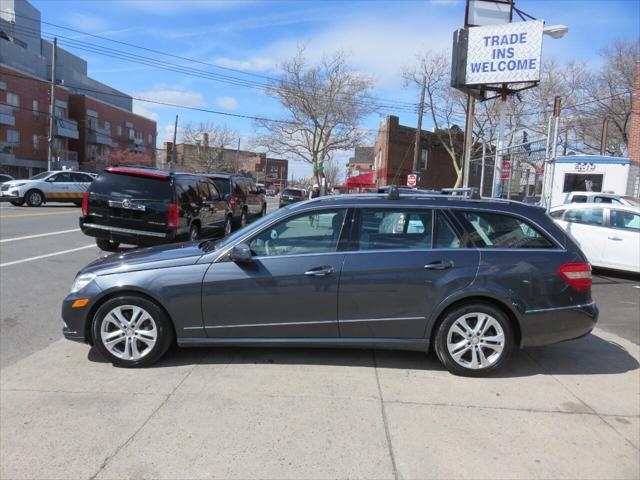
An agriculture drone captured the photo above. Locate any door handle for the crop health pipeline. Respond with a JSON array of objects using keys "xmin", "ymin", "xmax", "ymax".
[
  {"xmin": 305, "ymin": 266, "xmax": 335, "ymax": 276},
  {"xmin": 424, "ymin": 260, "xmax": 454, "ymax": 270},
  {"xmin": 608, "ymin": 236, "xmax": 623, "ymax": 241}
]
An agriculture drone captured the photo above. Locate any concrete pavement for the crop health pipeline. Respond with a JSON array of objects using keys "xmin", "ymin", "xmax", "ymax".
[{"xmin": 0, "ymin": 329, "xmax": 638, "ymax": 479}]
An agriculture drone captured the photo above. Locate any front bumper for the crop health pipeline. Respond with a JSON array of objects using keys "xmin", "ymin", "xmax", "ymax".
[
  {"xmin": 520, "ymin": 302, "xmax": 599, "ymax": 347},
  {"xmin": 61, "ymin": 282, "xmax": 103, "ymax": 344}
]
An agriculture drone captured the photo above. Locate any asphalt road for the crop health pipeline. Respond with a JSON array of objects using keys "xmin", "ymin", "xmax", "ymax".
[{"xmin": 1, "ymin": 198, "xmax": 638, "ymax": 369}]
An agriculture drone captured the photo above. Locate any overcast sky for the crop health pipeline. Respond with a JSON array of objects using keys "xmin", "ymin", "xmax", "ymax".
[{"xmin": 32, "ymin": 0, "xmax": 640, "ymax": 178}]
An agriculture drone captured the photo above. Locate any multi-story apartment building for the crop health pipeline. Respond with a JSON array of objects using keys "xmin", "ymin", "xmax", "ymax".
[
  {"xmin": 0, "ymin": 0, "xmax": 156, "ymax": 177},
  {"xmin": 346, "ymin": 146, "xmax": 374, "ymax": 177}
]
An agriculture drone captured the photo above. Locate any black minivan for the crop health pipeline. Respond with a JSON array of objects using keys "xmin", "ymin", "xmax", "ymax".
[{"xmin": 80, "ymin": 167, "xmax": 232, "ymax": 251}]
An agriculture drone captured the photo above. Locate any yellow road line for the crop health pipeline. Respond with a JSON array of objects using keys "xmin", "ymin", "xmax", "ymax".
[{"xmin": 0, "ymin": 210, "xmax": 80, "ymax": 219}]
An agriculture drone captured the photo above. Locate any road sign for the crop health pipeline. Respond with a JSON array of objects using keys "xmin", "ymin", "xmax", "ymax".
[{"xmin": 407, "ymin": 174, "xmax": 417, "ymax": 187}]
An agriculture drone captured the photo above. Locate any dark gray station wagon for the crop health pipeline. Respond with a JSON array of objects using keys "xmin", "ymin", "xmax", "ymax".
[{"xmin": 62, "ymin": 192, "xmax": 598, "ymax": 376}]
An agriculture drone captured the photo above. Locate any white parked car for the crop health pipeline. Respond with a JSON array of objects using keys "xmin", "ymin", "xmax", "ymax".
[
  {"xmin": 0, "ymin": 170, "xmax": 94, "ymax": 207},
  {"xmin": 563, "ymin": 191, "xmax": 639, "ymax": 207},
  {"xmin": 550, "ymin": 203, "xmax": 640, "ymax": 273}
]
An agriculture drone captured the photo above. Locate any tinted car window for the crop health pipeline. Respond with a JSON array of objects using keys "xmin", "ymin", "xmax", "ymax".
[
  {"xmin": 249, "ymin": 209, "xmax": 346, "ymax": 257},
  {"xmin": 550, "ymin": 209, "xmax": 565, "ymax": 219},
  {"xmin": 91, "ymin": 173, "xmax": 171, "ymax": 201},
  {"xmin": 207, "ymin": 181, "xmax": 221, "ymax": 199},
  {"xmin": 51, "ymin": 172, "xmax": 72, "ymax": 182},
  {"xmin": 358, "ymin": 208, "xmax": 432, "ymax": 250},
  {"xmin": 594, "ymin": 196, "xmax": 613, "ymax": 204},
  {"xmin": 434, "ymin": 211, "xmax": 463, "ymax": 248},
  {"xmin": 71, "ymin": 172, "xmax": 92, "ymax": 182},
  {"xmin": 212, "ymin": 178, "xmax": 231, "ymax": 196},
  {"xmin": 571, "ymin": 195, "xmax": 587, "ymax": 203},
  {"xmin": 460, "ymin": 211, "xmax": 554, "ymax": 249},
  {"xmin": 610, "ymin": 210, "xmax": 640, "ymax": 231},
  {"xmin": 564, "ymin": 208, "xmax": 604, "ymax": 226},
  {"xmin": 282, "ymin": 189, "xmax": 304, "ymax": 198}
]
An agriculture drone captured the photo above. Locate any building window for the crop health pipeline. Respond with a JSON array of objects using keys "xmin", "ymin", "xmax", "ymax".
[
  {"xmin": 7, "ymin": 130, "xmax": 20, "ymax": 145},
  {"xmin": 7, "ymin": 92, "xmax": 19, "ymax": 108},
  {"xmin": 129, "ymin": 128, "xmax": 135, "ymax": 140},
  {"xmin": 33, "ymin": 134, "xmax": 39, "ymax": 152},
  {"xmin": 117, "ymin": 125, "xmax": 122, "ymax": 137},
  {"xmin": 33, "ymin": 100, "xmax": 39, "ymax": 119},
  {"xmin": 148, "ymin": 133, "xmax": 152, "ymax": 145},
  {"xmin": 104, "ymin": 121, "xmax": 111, "ymax": 131},
  {"xmin": 88, "ymin": 144, "xmax": 99, "ymax": 161},
  {"xmin": 88, "ymin": 117, "xmax": 98, "ymax": 130},
  {"xmin": 54, "ymin": 106, "xmax": 65, "ymax": 119},
  {"xmin": 420, "ymin": 149, "xmax": 428, "ymax": 170}
]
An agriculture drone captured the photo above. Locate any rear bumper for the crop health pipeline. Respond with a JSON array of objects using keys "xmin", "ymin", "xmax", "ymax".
[
  {"xmin": 520, "ymin": 302, "xmax": 599, "ymax": 347},
  {"xmin": 80, "ymin": 218, "xmax": 176, "ymax": 246}
]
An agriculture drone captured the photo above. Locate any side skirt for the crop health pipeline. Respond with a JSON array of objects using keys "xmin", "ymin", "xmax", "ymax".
[{"xmin": 177, "ymin": 337, "xmax": 430, "ymax": 352}]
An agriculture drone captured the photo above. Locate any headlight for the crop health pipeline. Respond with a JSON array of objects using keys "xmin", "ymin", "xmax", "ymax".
[{"xmin": 70, "ymin": 273, "xmax": 96, "ymax": 293}]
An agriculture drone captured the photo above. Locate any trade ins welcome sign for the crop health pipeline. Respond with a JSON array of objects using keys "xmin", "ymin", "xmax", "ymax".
[{"xmin": 465, "ymin": 20, "xmax": 544, "ymax": 86}]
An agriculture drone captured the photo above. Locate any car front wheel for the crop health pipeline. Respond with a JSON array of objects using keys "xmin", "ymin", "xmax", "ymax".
[
  {"xmin": 92, "ymin": 296, "xmax": 174, "ymax": 368},
  {"xmin": 434, "ymin": 303, "xmax": 513, "ymax": 377},
  {"xmin": 96, "ymin": 238, "xmax": 120, "ymax": 251},
  {"xmin": 25, "ymin": 189, "xmax": 44, "ymax": 207}
]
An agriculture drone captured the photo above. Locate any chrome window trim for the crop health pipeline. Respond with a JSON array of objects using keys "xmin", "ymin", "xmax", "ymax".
[{"xmin": 82, "ymin": 223, "xmax": 166, "ymax": 238}]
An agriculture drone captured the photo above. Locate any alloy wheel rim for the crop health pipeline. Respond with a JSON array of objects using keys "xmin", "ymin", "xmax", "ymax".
[
  {"xmin": 446, "ymin": 312, "xmax": 505, "ymax": 370},
  {"xmin": 240, "ymin": 212, "xmax": 247, "ymax": 227},
  {"xmin": 30, "ymin": 192, "xmax": 42, "ymax": 205},
  {"xmin": 100, "ymin": 305, "xmax": 158, "ymax": 361},
  {"xmin": 225, "ymin": 219, "xmax": 232, "ymax": 235}
]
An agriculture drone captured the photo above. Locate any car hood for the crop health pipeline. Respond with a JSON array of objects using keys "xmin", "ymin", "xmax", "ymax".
[
  {"xmin": 2, "ymin": 179, "xmax": 37, "ymax": 187},
  {"xmin": 81, "ymin": 242, "xmax": 205, "ymax": 276}
]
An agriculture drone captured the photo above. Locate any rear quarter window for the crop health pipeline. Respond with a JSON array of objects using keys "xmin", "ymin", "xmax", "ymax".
[
  {"xmin": 457, "ymin": 210, "xmax": 555, "ymax": 249},
  {"xmin": 212, "ymin": 178, "xmax": 230, "ymax": 196}
]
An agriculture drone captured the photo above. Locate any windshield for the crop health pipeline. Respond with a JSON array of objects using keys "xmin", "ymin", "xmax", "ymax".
[
  {"xmin": 283, "ymin": 189, "xmax": 304, "ymax": 197},
  {"xmin": 30, "ymin": 171, "xmax": 53, "ymax": 180},
  {"xmin": 622, "ymin": 196, "xmax": 640, "ymax": 207}
]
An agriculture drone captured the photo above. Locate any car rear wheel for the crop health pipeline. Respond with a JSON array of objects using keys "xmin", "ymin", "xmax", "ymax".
[
  {"xmin": 223, "ymin": 215, "xmax": 232, "ymax": 236},
  {"xmin": 434, "ymin": 303, "xmax": 513, "ymax": 377},
  {"xmin": 189, "ymin": 223, "xmax": 200, "ymax": 241},
  {"xmin": 96, "ymin": 238, "xmax": 120, "ymax": 252},
  {"xmin": 25, "ymin": 189, "xmax": 44, "ymax": 207},
  {"xmin": 240, "ymin": 209, "xmax": 248, "ymax": 227},
  {"xmin": 92, "ymin": 296, "xmax": 174, "ymax": 368}
]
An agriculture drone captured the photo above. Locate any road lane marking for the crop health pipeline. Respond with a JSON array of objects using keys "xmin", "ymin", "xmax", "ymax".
[
  {"xmin": 0, "ymin": 228, "xmax": 81, "ymax": 243},
  {"xmin": 0, "ymin": 210, "xmax": 79, "ymax": 219},
  {"xmin": 0, "ymin": 244, "xmax": 96, "ymax": 267}
]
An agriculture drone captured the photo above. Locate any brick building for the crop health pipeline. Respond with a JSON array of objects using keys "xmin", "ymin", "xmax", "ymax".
[
  {"xmin": 163, "ymin": 142, "xmax": 288, "ymax": 190},
  {"xmin": 373, "ymin": 115, "xmax": 463, "ymax": 189},
  {"xmin": 347, "ymin": 146, "xmax": 374, "ymax": 177},
  {"xmin": 0, "ymin": 0, "xmax": 156, "ymax": 177}
]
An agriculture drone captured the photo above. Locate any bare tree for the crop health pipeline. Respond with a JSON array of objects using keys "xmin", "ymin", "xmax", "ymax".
[
  {"xmin": 404, "ymin": 50, "xmax": 465, "ymax": 187},
  {"xmin": 182, "ymin": 122, "xmax": 238, "ymax": 172},
  {"xmin": 254, "ymin": 48, "xmax": 375, "ymax": 192},
  {"xmin": 322, "ymin": 154, "xmax": 343, "ymax": 189}
]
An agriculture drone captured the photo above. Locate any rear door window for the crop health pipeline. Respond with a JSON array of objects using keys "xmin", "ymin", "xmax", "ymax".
[
  {"xmin": 356, "ymin": 208, "xmax": 433, "ymax": 250},
  {"xmin": 71, "ymin": 172, "xmax": 93, "ymax": 183},
  {"xmin": 212, "ymin": 178, "xmax": 230, "ymax": 197},
  {"xmin": 51, "ymin": 172, "xmax": 72, "ymax": 183},
  {"xmin": 610, "ymin": 210, "xmax": 640, "ymax": 231},
  {"xmin": 91, "ymin": 172, "xmax": 171, "ymax": 201},
  {"xmin": 457, "ymin": 211, "xmax": 555, "ymax": 249},
  {"xmin": 434, "ymin": 211, "xmax": 463, "ymax": 248},
  {"xmin": 564, "ymin": 208, "xmax": 604, "ymax": 226}
]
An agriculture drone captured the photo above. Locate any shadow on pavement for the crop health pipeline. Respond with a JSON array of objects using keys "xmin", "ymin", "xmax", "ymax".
[{"xmin": 87, "ymin": 333, "xmax": 639, "ymax": 378}]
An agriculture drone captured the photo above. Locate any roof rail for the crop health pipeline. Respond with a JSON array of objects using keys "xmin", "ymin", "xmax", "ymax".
[
  {"xmin": 387, "ymin": 185, "xmax": 400, "ymax": 200},
  {"xmin": 441, "ymin": 187, "xmax": 480, "ymax": 200}
]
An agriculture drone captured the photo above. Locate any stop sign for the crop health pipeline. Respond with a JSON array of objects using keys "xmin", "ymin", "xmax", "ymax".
[{"xmin": 407, "ymin": 174, "xmax": 417, "ymax": 187}]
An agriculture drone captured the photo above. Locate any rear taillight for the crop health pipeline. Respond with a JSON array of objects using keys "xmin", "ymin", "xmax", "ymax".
[
  {"xmin": 229, "ymin": 195, "xmax": 237, "ymax": 210},
  {"xmin": 167, "ymin": 203, "xmax": 179, "ymax": 228},
  {"xmin": 557, "ymin": 262, "xmax": 592, "ymax": 291},
  {"xmin": 81, "ymin": 192, "xmax": 89, "ymax": 216}
]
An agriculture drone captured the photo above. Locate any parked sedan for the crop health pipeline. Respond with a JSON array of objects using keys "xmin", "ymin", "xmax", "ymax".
[
  {"xmin": 550, "ymin": 203, "xmax": 640, "ymax": 273},
  {"xmin": 279, "ymin": 188, "xmax": 307, "ymax": 207},
  {"xmin": 63, "ymin": 192, "xmax": 598, "ymax": 376}
]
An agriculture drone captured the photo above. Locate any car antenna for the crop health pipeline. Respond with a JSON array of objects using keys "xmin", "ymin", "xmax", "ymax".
[{"xmin": 387, "ymin": 185, "xmax": 400, "ymax": 200}]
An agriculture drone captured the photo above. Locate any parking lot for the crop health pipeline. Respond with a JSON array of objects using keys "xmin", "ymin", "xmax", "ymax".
[{"xmin": 1, "ymin": 200, "xmax": 639, "ymax": 479}]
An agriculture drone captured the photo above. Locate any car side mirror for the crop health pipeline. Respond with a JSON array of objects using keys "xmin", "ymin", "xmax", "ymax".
[{"xmin": 229, "ymin": 243, "xmax": 253, "ymax": 263}]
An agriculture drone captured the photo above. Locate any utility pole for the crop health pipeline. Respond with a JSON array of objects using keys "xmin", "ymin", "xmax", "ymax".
[
  {"xmin": 462, "ymin": 94, "xmax": 475, "ymax": 188},
  {"xmin": 544, "ymin": 96, "xmax": 562, "ymax": 211},
  {"xmin": 411, "ymin": 74, "xmax": 427, "ymax": 180},
  {"xmin": 170, "ymin": 114, "xmax": 178, "ymax": 170},
  {"xmin": 600, "ymin": 116, "xmax": 609, "ymax": 156},
  {"xmin": 47, "ymin": 38, "xmax": 57, "ymax": 171},
  {"xmin": 235, "ymin": 137, "xmax": 240, "ymax": 173}
]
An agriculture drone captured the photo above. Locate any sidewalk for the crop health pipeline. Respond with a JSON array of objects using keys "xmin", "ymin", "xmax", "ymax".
[{"xmin": 1, "ymin": 328, "xmax": 638, "ymax": 479}]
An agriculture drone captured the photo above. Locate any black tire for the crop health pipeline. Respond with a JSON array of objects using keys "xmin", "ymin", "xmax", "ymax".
[
  {"xmin": 92, "ymin": 295, "xmax": 174, "ymax": 368},
  {"xmin": 239, "ymin": 209, "xmax": 248, "ymax": 228},
  {"xmin": 223, "ymin": 215, "xmax": 233, "ymax": 236},
  {"xmin": 188, "ymin": 223, "xmax": 200, "ymax": 241},
  {"xmin": 10, "ymin": 200, "xmax": 24, "ymax": 206},
  {"xmin": 96, "ymin": 238, "xmax": 120, "ymax": 252},
  {"xmin": 261, "ymin": 203, "xmax": 267, "ymax": 217},
  {"xmin": 433, "ymin": 302, "xmax": 514, "ymax": 377},
  {"xmin": 25, "ymin": 189, "xmax": 44, "ymax": 207}
]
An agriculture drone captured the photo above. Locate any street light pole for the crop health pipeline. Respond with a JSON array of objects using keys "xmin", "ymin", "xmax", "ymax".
[{"xmin": 47, "ymin": 38, "xmax": 57, "ymax": 171}]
